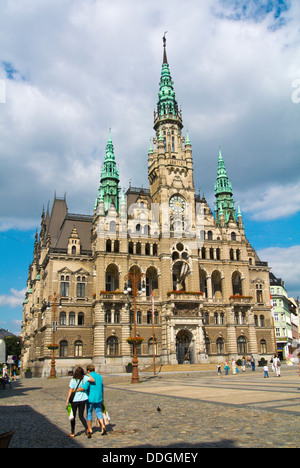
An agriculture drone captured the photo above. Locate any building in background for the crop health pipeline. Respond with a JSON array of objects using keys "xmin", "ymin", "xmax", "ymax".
[
  {"xmin": 21, "ymin": 38, "xmax": 275, "ymax": 377},
  {"xmin": 270, "ymin": 272, "xmax": 299, "ymax": 360}
]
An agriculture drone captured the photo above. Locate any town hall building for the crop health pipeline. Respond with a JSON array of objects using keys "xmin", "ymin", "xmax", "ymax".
[{"xmin": 21, "ymin": 37, "xmax": 275, "ymax": 376}]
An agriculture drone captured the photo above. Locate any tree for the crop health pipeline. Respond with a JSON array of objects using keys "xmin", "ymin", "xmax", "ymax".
[{"xmin": 3, "ymin": 335, "xmax": 21, "ymax": 362}]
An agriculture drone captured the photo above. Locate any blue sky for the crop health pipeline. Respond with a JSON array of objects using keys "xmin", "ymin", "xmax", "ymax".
[{"xmin": 0, "ymin": 0, "xmax": 299, "ymax": 335}]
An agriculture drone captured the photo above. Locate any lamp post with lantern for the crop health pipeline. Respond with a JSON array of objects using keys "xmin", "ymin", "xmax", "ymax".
[
  {"xmin": 46, "ymin": 292, "xmax": 62, "ymax": 379},
  {"xmin": 124, "ymin": 268, "xmax": 145, "ymax": 384}
]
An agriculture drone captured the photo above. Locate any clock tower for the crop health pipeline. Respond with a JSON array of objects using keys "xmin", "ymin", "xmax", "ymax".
[{"xmin": 148, "ymin": 35, "xmax": 196, "ymax": 236}]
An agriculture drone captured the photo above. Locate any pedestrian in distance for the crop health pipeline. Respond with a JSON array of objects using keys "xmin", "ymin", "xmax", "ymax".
[
  {"xmin": 231, "ymin": 359, "xmax": 237, "ymax": 375},
  {"xmin": 66, "ymin": 366, "xmax": 94, "ymax": 438},
  {"xmin": 250, "ymin": 355, "xmax": 256, "ymax": 371},
  {"xmin": 241, "ymin": 356, "xmax": 246, "ymax": 372},
  {"xmin": 224, "ymin": 361, "xmax": 230, "ymax": 375},
  {"xmin": 271, "ymin": 355, "xmax": 275, "ymax": 372},
  {"xmin": 263, "ymin": 364, "xmax": 269, "ymax": 378},
  {"xmin": 298, "ymin": 353, "xmax": 300, "ymax": 377},
  {"xmin": 217, "ymin": 363, "xmax": 221, "ymax": 376},
  {"xmin": 75, "ymin": 364, "xmax": 106, "ymax": 436},
  {"xmin": 273, "ymin": 355, "xmax": 281, "ymax": 377}
]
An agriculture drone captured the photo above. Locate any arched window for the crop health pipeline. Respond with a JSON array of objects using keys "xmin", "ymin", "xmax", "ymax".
[
  {"xmin": 69, "ymin": 312, "xmax": 75, "ymax": 326},
  {"xmin": 60, "ymin": 275, "xmax": 69, "ymax": 297},
  {"xmin": 231, "ymin": 232, "xmax": 236, "ymax": 241},
  {"xmin": 114, "ymin": 310, "xmax": 120, "ymax": 324},
  {"xmin": 256, "ymin": 284, "xmax": 263, "ymax": 303},
  {"xmin": 207, "ymin": 230, "xmax": 213, "ymax": 240},
  {"xmin": 205, "ymin": 338, "xmax": 211, "ymax": 354},
  {"xmin": 106, "ymin": 336, "xmax": 119, "ymax": 356},
  {"xmin": 74, "ymin": 340, "xmax": 83, "ymax": 357},
  {"xmin": 216, "ymin": 338, "xmax": 224, "ymax": 354},
  {"xmin": 145, "ymin": 242, "xmax": 150, "ymax": 255},
  {"xmin": 71, "ymin": 245, "xmax": 76, "ymax": 254},
  {"xmin": 59, "ymin": 340, "xmax": 68, "ymax": 357},
  {"xmin": 105, "ymin": 264, "xmax": 119, "ymax": 292},
  {"xmin": 260, "ymin": 315, "xmax": 265, "ymax": 327},
  {"xmin": 148, "ymin": 338, "xmax": 158, "ymax": 355},
  {"xmin": 237, "ymin": 336, "xmax": 247, "ymax": 354},
  {"xmin": 146, "ymin": 266, "xmax": 158, "ymax": 296},
  {"xmin": 199, "ymin": 270, "xmax": 208, "ymax": 297},
  {"xmin": 137, "ymin": 311, "xmax": 142, "ymax": 324},
  {"xmin": 147, "ymin": 311, "xmax": 152, "ymax": 324},
  {"xmin": 105, "ymin": 310, "xmax": 112, "ymax": 323},
  {"xmin": 212, "ymin": 271, "xmax": 222, "ymax": 299},
  {"xmin": 260, "ymin": 339, "xmax": 267, "ymax": 354},
  {"xmin": 59, "ymin": 312, "xmax": 66, "ymax": 325},
  {"xmin": 77, "ymin": 276, "xmax": 85, "ymax": 298},
  {"xmin": 232, "ymin": 272, "xmax": 242, "ymax": 295},
  {"xmin": 78, "ymin": 312, "xmax": 84, "ymax": 326}
]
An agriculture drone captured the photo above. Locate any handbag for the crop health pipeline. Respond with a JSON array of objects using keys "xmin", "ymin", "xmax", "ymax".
[{"xmin": 69, "ymin": 379, "xmax": 82, "ymax": 404}]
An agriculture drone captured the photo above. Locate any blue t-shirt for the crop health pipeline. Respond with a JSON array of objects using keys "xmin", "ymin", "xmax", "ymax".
[
  {"xmin": 82, "ymin": 372, "xmax": 104, "ymax": 403},
  {"xmin": 69, "ymin": 375, "xmax": 90, "ymax": 402}
]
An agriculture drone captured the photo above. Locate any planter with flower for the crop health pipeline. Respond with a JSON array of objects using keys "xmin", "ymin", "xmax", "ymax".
[
  {"xmin": 47, "ymin": 344, "xmax": 59, "ymax": 351},
  {"xmin": 126, "ymin": 337, "xmax": 144, "ymax": 346}
]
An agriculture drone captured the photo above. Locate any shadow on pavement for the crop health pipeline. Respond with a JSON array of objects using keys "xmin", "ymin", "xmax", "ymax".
[
  {"xmin": 0, "ymin": 381, "xmax": 42, "ymax": 400},
  {"xmin": 0, "ymin": 405, "xmax": 83, "ymax": 448}
]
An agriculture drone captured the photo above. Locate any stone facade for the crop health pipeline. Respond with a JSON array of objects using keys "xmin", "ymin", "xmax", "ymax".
[{"xmin": 21, "ymin": 38, "xmax": 275, "ymax": 377}]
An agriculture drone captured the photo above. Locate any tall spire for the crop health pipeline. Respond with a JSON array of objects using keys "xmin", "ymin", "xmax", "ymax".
[
  {"xmin": 154, "ymin": 34, "xmax": 183, "ymax": 130},
  {"xmin": 214, "ymin": 147, "xmax": 236, "ymax": 226},
  {"xmin": 95, "ymin": 130, "xmax": 120, "ymax": 214}
]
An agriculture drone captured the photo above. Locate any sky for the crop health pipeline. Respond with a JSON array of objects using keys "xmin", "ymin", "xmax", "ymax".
[{"xmin": 0, "ymin": 0, "xmax": 299, "ymax": 335}]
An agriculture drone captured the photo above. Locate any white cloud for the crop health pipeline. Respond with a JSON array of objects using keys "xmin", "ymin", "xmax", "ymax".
[
  {"xmin": 0, "ymin": 0, "xmax": 299, "ymax": 230},
  {"xmin": 0, "ymin": 288, "xmax": 26, "ymax": 308},
  {"xmin": 237, "ymin": 180, "xmax": 300, "ymax": 221},
  {"xmin": 258, "ymin": 245, "xmax": 300, "ymax": 297}
]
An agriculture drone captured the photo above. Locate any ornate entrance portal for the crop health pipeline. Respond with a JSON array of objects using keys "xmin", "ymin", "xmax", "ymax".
[{"xmin": 176, "ymin": 329, "xmax": 193, "ymax": 364}]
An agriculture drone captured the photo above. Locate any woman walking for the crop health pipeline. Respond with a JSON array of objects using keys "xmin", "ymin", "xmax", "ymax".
[{"xmin": 66, "ymin": 366, "xmax": 94, "ymax": 438}]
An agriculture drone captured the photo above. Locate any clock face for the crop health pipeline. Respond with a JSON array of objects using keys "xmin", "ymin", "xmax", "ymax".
[{"xmin": 169, "ymin": 195, "xmax": 186, "ymax": 213}]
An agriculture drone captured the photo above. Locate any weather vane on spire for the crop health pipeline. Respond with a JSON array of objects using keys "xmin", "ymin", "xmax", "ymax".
[
  {"xmin": 162, "ymin": 31, "xmax": 168, "ymax": 63},
  {"xmin": 163, "ymin": 31, "xmax": 167, "ymax": 45}
]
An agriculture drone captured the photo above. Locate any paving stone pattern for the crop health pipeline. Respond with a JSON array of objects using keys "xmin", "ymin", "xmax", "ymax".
[{"xmin": 1, "ymin": 366, "xmax": 300, "ymax": 448}]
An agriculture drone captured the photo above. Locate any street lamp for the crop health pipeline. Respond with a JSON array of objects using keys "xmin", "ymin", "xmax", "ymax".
[
  {"xmin": 46, "ymin": 292, "xmax": 62, "ymax": 379},
  {"xmin": 124, "ymin": 268, "xmax": 145, "ymax": 384}
]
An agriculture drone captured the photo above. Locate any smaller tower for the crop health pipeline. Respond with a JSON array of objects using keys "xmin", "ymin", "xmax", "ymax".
[
  {"xmin": 214, "ymin": 147, "xmax": 236, "ymax": 226},
  {"xmin": 95, "ymin": 130, "xmax": 120, "ymax": 214}
]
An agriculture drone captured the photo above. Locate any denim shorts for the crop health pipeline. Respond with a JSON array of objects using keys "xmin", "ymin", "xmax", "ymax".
[{"xmin": 86, "ymin": 402, "xmax": 103, "ymax": 421}]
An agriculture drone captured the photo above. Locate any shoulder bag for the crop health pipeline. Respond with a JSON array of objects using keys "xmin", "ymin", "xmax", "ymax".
[{"xmin": 69, "ymin": 379, "xmax": 82, "ymax": 404}]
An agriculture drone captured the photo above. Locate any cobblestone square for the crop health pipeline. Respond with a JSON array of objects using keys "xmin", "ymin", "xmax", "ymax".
[{"xmin": 1, "ymin": 366, "xmax": 299, "ymax": 449}]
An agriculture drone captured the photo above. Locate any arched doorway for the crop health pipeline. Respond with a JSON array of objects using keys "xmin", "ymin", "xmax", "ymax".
[{"xmin": 176, "ymin": 329, "xmax": 193, "ymax": 364}]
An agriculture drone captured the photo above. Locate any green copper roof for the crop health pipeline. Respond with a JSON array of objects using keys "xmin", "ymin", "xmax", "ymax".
[
  {"xmin": 214, "ymin": 147, "xmax": 236, "ymax": 226},
  {"xmin": 215, "ymin": 147, "xmax": 233, "ymax": 195},
  {"xmin": 157, "ymin": 35, "xmax": 179, "ymax": 118},
  {"xmin": 96, "ymin": 130, "xmax": 120, "ymax": 214}
]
